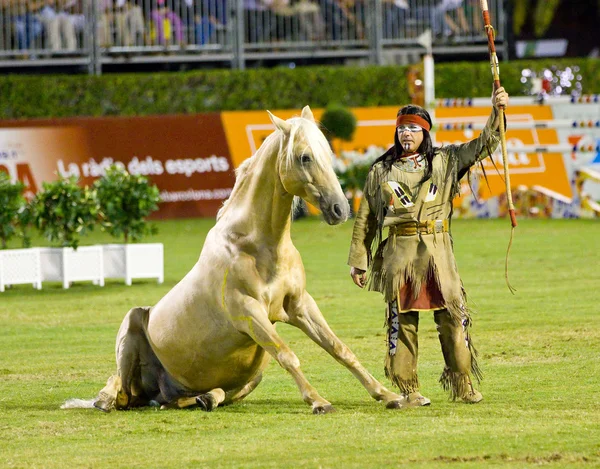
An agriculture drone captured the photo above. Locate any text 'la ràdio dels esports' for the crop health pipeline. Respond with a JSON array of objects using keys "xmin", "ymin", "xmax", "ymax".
[{"xmin": 57, "ymin": 155, "xmax": 231, "ymax": 179}]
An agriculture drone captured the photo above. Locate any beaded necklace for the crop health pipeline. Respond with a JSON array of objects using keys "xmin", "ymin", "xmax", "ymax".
[{"xmin": 394, "ymin": 153, "xmax": 427, "ymax": 173}]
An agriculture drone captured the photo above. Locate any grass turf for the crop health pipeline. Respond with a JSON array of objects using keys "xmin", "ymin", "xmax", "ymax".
[{"xmin": 0, "ymin": 217, "xmax": 599, "ymax": 468}]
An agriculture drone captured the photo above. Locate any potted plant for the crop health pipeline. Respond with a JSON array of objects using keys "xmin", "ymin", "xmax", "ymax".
[
  {"xmin": 94, "ymin": 165, "xmax": 163, "ymax": 285},
  {"xmin": 30, "ymin": 175, "xmax": 104, "ymax": 289},
  {"xmin": 0, "ymin": 173, "xmax": 41, "ymax": 292},
  {"xmin": 320, "ymin": 103, "xmax": 357, "ymax": 156}
]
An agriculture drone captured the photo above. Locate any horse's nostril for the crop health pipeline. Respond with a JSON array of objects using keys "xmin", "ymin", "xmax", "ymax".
[{"xmin": 333, "ymin": 204, "xmax": 343, "ymax": 218}]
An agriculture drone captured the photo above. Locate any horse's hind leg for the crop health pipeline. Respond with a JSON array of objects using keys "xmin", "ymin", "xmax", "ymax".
[
  {"xmin": 162, "ymin": 389, "xmax": 226, "ymax": 411},
  {"xmin": 95, "ymin": 306, "xmax": 159, "ymax": 412},
  {"xmin": 196, "ymin": 373, "xmax": 264, "ymax": 411},
  {"xmin": 163, "ymin": 373, "xmax": 264, "ymax": 411},
  {"xmin": 222, "ymin": 372, "xmax": 263, "ymax": 405},
  {"xmin": 94, "ymin": 375, "xmax": 129, "ymax": 412}
]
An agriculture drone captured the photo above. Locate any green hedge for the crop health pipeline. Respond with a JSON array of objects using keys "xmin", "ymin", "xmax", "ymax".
[{"xmin": 1, "ymin": 59, "xmax": 598, "ymax": 119}]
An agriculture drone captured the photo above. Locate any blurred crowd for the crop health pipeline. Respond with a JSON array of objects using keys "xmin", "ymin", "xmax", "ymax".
[{"xmin": 0, "ymin": 0, "xmax": 485, "ymax": 55}]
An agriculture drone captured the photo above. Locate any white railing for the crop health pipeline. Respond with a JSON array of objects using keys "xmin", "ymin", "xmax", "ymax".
[
  {"xmin": 0, "ymin": 243, "xmax": 164, "ymax": 291},
  {"xmin": 0, "ymin": 0, "xmax": 506, "ymax": 72}
]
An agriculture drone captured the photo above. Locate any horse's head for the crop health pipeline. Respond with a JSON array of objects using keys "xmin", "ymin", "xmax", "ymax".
[{"xmin": 268, "ymin": 106, "xmax": 350, "ymax": 225}]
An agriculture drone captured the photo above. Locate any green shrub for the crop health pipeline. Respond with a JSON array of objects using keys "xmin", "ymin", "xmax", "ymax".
[
  {"xmin": 320, "ymin": 104, "xmax": 357, "ymax": 143},
  {"xmin": 0, "ymin": 59, "xmax": 598, "ymax": 119},
  {"xmin": 0, "ymin": 172, "xmax": 26, "ymax": 249},
  {"xmin": 94, "ymin": 165, "xmax": 160, "ymax": 243},
  {"xmin": 30, "ymin": 176, "xmax": 97, "ymax": 249}
]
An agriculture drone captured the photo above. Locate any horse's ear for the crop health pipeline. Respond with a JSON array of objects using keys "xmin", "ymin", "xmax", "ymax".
[
  {"xmin": 267, "ymin": 110, "xmax": 291, "ymax": 134},
  {"xmin": 301, "ymin": 105, "xmax": 315, "ymax": 123}
]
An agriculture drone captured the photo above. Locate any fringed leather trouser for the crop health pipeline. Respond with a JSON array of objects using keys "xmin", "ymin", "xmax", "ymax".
[{"xmin": 385, "ymin": 303, "xmax": 481, "ymax": 400}]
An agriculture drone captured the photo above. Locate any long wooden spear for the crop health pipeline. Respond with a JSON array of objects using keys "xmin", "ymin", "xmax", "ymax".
[{"xmin": 480, "ymin": 0, "xmax": 517, "ymax": 293}]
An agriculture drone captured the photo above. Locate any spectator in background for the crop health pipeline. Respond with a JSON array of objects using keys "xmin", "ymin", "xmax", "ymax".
[
  {"xmin": 1, "ymin": 0, "xmax": 13, "ymax": 50},
  {"xmin": 183, "ymin": 0, "xmax": 226, "ymax": 46},
  {"xmin": 36, "ymin": 0, "xmax": 78, "ymax": 52},
  {"xmin": 13, "ymin": 0, "xmax": 43, "ymax": 51},
  {"xmin": 341, "ymin": 0, "xmax": 365, "ymax": 40},
  {"xmin": 432, "ymin": 0, "xmax": 468, "ymax": 40},
  {"xmin": 117, "ymin": 0, "xmax": 145, "ymax": 46},
  {"xmin": 382, "ymin": 0, "xmax": 408, "ymax": 39},
  {"xmin": 266, "ymin": 0, "xmax": 296, "ymax": 41},
  {"xmin": 321, "ymin": 0, "xmax": 363, "ymax": 41},
  {"xmin": 464, "ymin": 0, "xmax": 482, "ymax": 34},
  {"xmin": 100, "ymin": 0, "xmax": 145, "ymax": 47},
  {"xmin": 63, "ymin": 0, "xmax": 86, "ymax": 49},
  {"xmin": 243, "ymin": 0, "xmax": 272, "ymax": 43},
  {"xmin": 97, "ymin": 0, "xmax": 116, "ymax": 46},
  {"xmin": 150, "ymin": 0, "xmax": 184, "ymax": 46},
  {"xmin": 292, "ymin": 0, "xmax": 325, "ymax": 41}
]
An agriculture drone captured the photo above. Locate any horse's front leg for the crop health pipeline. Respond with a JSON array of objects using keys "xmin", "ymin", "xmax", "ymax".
[
  {"xmin": 287, "ymin": 291, "xmax": 406, "ymax": 409},
  {"xmin": 229, "ymin": 295, "xmax": 335, "ymax": 414}
]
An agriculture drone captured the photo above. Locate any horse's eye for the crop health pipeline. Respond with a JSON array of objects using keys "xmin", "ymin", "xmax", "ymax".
[{"xmin": 300, "ymin": 154, "xmax": 312, "ymax": 164}]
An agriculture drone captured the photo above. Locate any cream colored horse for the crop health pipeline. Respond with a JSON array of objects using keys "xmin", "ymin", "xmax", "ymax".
[{"xmin": 63, "ymin": 106, "xmax": 406, "ymax": 414}]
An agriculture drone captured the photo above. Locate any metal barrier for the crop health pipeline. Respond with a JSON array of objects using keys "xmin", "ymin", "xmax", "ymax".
[
  {"xmin": 0, "ymin": 0, "xmax": 94, "ymax": 68},
  {"xmin": 0, "ymin": 0, "xmax": 506, "ymax": 73}
]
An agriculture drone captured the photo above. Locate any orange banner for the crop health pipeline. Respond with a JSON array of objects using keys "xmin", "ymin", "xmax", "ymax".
[
  {"xmin": 222, "ymin": 105, "xmax": 573, "ymax": 207},
  {"xmin": 435, "ymin": 105, "xmax": 572, "ymax": 202},
  {"xmin": 0, "ymin": 115, "xmax": 235, "ymax": 218}
]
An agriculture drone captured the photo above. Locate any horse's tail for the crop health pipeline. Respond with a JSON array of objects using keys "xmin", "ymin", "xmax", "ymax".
[{"xmin": 60, "ymin": 398, "xmax": 97, "ymax": 409}]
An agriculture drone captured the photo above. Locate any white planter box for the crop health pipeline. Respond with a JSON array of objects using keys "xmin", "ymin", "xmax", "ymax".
[
  {"xmin": 0, "ymin": 248, "xmax": 42, "ymax": 292},
  {"xmin": 102, "ymin": 243, "xmax": 164, "ymax": 285},
  {"xmin": 39, "ymin": 246, "xmax": 104, "ymax": 289},
  {"xmin": 1, "ymin": 243, "xmax": 163, "ymax": 292}
]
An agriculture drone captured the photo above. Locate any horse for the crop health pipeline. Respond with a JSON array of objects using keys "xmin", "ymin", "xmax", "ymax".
[{"xmin": 63, "ymin": 106, "xmax": 406, "ymax": 414}]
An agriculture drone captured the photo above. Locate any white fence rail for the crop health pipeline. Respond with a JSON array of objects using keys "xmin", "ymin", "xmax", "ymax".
[{"xmin": 0, "ymin": 243, "xmax": 163, "ymax": 291}]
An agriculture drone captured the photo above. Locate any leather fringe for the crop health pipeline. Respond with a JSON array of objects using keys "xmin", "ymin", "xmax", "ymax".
[
  {"xmin": 438, "ymin": 329, "xmax": 483, "ymax": 400},
  {"xmin": 464, "ymin": 317, "xmax": 483, "ymax": 384},
  {"xmin": 384, "ymin": 361, "xmax": 420, "ymax": 394},
  {"xmin": 439, "ymin": 368, "xmax": 472, "ymax": 401}
]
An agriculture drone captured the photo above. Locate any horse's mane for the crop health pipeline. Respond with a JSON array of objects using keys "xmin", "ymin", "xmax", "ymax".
[{"xmin": 217, "ymin": 116, "xmax": 331, "ymax": 220}]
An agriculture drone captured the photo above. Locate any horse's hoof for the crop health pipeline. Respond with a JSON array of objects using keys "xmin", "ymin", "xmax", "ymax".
[
  {"xmin": 385, "ymin": 399, "xmax": 407, "ymax": 410},
  {"xmin": 196, "ymin": 394, "xmax": 216, "ymax": 412},
  {"xmin": 406, "ymin": 392, "xmax": 431, "ymax": 407},
  {"xmin": 312, "ymin": 404, "xmax": 335, "ymax": 415},
  {"xmin": 92, "ymin": 391, "xmax": 116, "ymax": 413},
  {"xmin": 93, "ymin": 399, "xmax": 113, "ymax": 413}
]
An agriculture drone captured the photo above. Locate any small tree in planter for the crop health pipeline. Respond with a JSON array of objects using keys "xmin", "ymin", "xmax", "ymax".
[
  {"xmin": 0, "ymin": 172, "xmax": 26, "ymax": 249},
  {"xmin": 27, "ymin": 176, "xmax": 102, "ymax": 288},
  {"xmin": 94, "ymin": 165, "xmax": 163, "ymax": 285},
  {"xmin": 320, "ymin": 103, "xmax": 357, "ymax": 156},
  {"xmin": 94, "ymin": 165, "xmax": 160, "ymax": 243},
  {"xmin": 31, "ymin": 175, "xmax": 97, "ymax": 249}
]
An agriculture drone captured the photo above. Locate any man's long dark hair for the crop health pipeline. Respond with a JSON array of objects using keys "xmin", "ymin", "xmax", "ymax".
[{"xmin": 371, "ymin": 105, "xmax": 438, "ymax": 180}]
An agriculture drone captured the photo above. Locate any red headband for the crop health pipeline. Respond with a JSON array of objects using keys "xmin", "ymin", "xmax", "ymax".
[{"xmin": 396, "ymin": 114, "xmax": 431, "ymax": 131}]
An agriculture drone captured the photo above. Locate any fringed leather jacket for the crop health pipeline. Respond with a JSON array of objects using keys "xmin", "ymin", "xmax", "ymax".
[{"xmin": 348, "ymin": 108, "xmax": 501, "ymax": 319}]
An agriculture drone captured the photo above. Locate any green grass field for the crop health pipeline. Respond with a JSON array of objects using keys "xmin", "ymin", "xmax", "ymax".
[{"xmin": 1, "ymin": 217, "xmax": 599, "ymax": 468}]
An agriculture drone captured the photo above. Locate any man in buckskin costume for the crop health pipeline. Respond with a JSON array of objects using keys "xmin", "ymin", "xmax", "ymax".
[{"xmin": 348, "ymin": 87, "xmax": 509, "ymax": 406}]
